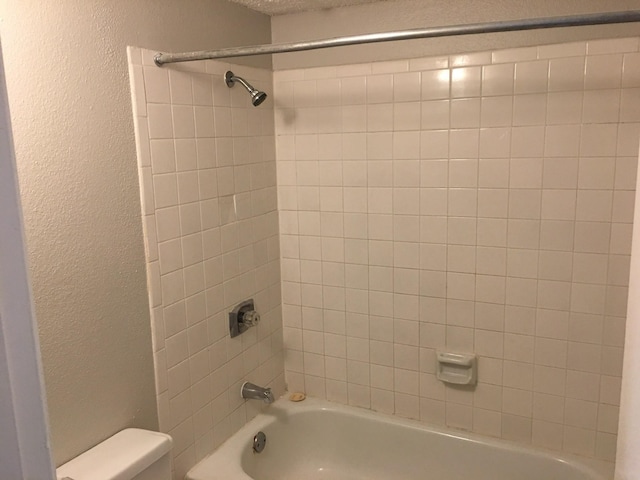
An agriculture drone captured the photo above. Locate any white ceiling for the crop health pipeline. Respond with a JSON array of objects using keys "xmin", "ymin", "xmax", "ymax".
[{"xmin": 227, "ymin": 0, "xmax": 389, "ymax": 16}]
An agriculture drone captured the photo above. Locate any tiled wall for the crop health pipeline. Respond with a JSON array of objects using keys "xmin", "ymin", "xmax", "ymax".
[
  {"xmin": 128, "ymin": 48, "xmax": 284, "ymax": 479},
  {"xmin": 274, "ymin": 37, "xmax": 640, "ymax": 461}
]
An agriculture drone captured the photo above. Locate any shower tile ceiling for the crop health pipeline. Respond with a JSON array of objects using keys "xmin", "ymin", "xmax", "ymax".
[{"xmin": 227, "ymin": 0, "xmax": 389, "ymax": 16}]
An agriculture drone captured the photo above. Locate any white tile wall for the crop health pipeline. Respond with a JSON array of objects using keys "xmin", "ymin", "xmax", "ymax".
[
  {"xmin": 275, "ymin": 37, "xmax": 640, "ymax": 462},
  {"xmin": 129, "ymin": 48, "xmax": 284, "ymax": 479}
]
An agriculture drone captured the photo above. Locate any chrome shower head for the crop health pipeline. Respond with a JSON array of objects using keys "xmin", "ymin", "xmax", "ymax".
[
  {"xmin": 251, "ymin": 90, "xmax": 267, "ymax": 107},
  {"xmin": 225, "ymin": 71, "xmax": 268, "ymax": 107}
]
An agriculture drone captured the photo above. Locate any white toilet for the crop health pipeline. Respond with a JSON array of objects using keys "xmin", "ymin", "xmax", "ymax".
[{"xmin": 55, "ymin": 428, "xmax": 172, "ymax": 480}]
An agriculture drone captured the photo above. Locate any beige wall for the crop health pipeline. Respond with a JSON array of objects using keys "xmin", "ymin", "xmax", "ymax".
[
  {"xmin": 272, "ymin": 0, "xmax": 640, "ymax": 69},
  {"xmin": 0, "ymin": 0, "xmax": 271, "ymax": 466},
  {"xmin": 129, "ymin": 50, "xmax": 285, "ymax": 478},
  {"xmin": 276, "ymin": 36, "xmax": 639, "ymax": 461},
  {"xmin": 616, "ymin": 144, "xmax": 640, "ymax": 477}
]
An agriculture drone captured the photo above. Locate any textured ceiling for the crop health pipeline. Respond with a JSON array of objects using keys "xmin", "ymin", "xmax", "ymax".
[{"xmin": 227, "ymin": 0, "xmax": 389, "ymax": 16}]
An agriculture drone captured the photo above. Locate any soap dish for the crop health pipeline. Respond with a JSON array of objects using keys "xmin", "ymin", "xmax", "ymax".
[{"xmin": 436, "ymin": 351, "xmax": 477, "ymax": 386}]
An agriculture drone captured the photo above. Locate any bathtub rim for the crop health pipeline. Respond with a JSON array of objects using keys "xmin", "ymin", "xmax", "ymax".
[{"xmin": 186, "ymin": 394, "xmax": 613, "ymax": 480}]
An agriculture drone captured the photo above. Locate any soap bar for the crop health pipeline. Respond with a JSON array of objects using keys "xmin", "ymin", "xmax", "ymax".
[{"xmin": 289, "ymin": 392, "xmax": 306, "ymax": 402}]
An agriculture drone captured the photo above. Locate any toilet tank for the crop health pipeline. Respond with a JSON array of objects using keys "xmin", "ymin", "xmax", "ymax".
[{"xmin": 56, "ymin": 428, "xmax": 172, "ymax": 480}]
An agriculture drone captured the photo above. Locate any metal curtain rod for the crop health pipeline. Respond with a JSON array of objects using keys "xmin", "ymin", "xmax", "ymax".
[{"xmin": 154, "ymin": 11, "xmax": 640, "ymax": 66}]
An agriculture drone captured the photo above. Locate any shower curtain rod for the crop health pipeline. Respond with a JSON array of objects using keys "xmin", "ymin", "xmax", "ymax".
[{"xmin": 154, "ymin": 10, "xmax": 640, "ymax": 66}]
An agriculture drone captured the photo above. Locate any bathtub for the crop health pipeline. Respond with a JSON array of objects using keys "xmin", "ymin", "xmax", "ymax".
[{"xmin": 186, "ymin": 397, "xmax": 611, "ymax": 480}]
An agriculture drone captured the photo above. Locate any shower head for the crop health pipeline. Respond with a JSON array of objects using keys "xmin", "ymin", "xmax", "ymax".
[{"xmin": 225, "ymin": 71, "xmax": 267, "ymax": 107}]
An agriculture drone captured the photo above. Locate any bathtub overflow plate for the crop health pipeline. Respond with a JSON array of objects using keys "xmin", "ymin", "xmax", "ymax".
[{"xmin": 253, "ymin": 431, "xmax": 266, "ymax": 453}]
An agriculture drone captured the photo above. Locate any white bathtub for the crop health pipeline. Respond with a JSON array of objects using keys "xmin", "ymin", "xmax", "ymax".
[{"xmin": 186, "ymin": 397, "xmax": 611, "ymax": 480}]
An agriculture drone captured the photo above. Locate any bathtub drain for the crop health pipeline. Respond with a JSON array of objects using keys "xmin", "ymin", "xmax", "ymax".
[{"xmin": 253, "ymin": 431, "xmax": 266, "ymax": 453}]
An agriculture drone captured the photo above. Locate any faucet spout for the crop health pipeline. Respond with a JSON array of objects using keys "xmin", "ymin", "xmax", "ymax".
[{"xmin": 241, "ymin": 381, "xmax": 275, "ymax": 404}]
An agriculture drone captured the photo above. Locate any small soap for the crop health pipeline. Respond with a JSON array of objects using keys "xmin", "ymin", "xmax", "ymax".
[{"xmin": 289, "ymin": 392, "xmax": 306, "ymax": 402}]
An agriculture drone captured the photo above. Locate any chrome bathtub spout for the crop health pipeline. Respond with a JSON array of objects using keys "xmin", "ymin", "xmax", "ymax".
[{"xmin": 241, "ymin": 382, "xmax": 275, "ymax": 404}]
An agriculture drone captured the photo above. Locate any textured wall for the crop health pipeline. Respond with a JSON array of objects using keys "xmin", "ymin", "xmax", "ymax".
[
  {"xmin": 271, "ymin": 0, "xmax": 640, "ymax": 69},
  {"xmin": 129, "ymin": 49, "xmax": 284, "ymax": 479},
  {"xmin": 0, "ymin": 0, "xmax": 271, "ymax": 466},
  {"xmin": 275, "ymin": 37, "xmax": 639, "ymax": 463}
]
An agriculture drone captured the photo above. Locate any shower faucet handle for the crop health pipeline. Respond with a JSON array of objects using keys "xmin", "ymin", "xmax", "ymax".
[
  {"xmin": 229, "ymin": 299, "xmax": 260, "ymax": 337},
  {"xmin": 242, "ymin": 310, "xmax": 261, "ymax": 327}
]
